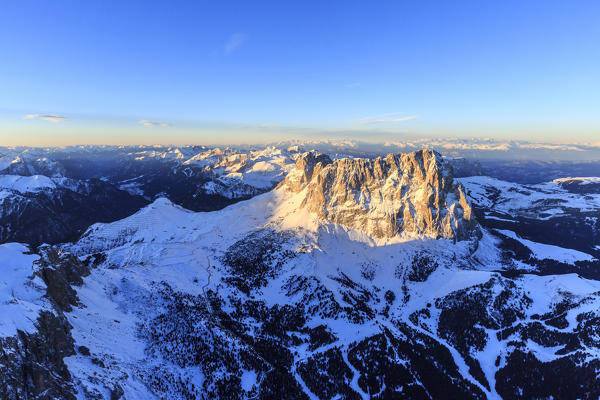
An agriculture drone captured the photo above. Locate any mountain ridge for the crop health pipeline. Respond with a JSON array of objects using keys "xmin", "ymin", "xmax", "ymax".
[{"xmin": 282, "ymin": 150, "xmax": 477, "ymax": 241}]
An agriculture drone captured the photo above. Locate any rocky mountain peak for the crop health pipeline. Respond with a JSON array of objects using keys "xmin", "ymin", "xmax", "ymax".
[{"xmin": 281, "ymin": 149, "xmax": 477, "ymax": 240}]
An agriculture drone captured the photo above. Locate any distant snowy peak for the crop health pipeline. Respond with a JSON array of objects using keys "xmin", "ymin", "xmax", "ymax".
[
  {"xmin": 209, "ymin": 146, "xmax": 296, "ymax": 186},
  {"xmin": 0, "ymin": 153, "xmax": 66, "ymax": 177},
  {"xmin": 183, "ymin": 146, "xmax": 299, "ymax": 197},
  {"xmin": 0, "ymin": 174, "xmax": 57, "ymax": 193},
  {"xmin": 281, "ymin": 150, "xmax": 478, "ymax": 241},
  {"xmin": 182, "ymin": 147, "xmax": 225, "ymax": 167},
  {"xmin": 128, "ymin": 146, "xmax": 200, "ymax": 162}
]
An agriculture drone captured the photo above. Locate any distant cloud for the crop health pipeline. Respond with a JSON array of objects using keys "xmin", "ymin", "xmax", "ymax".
[
  {"xmin": 359, "ymin": 111, "xmax": 409, "ymax": 121},
  {"xmin": 346, "ymin": 82, "xmax": 361, "ymax": 88},
  {"xmin": 225, "ymin": 33, "xmax": 247, "ymax": 54},
  {"xmin": 139, "ymin": 120, "xmax": 171, "ymax": 128},
  {"xmin": 24, "ymin": 114, "xmax": 67, "ymax": 123},
  {"xmin": 358, "ymin": 113, "xmax": 420, "ymax": 125}
]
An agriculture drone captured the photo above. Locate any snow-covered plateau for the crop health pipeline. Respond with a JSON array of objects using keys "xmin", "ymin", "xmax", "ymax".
[{"xmin": 0, "ymin": 145, "xmax": 599, "ymax": 399}]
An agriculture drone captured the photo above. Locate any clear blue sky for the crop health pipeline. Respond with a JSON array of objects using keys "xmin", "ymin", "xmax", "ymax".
[{"xmin": 0, "ymin": 0, "xmax": 598, "ymax": 145}]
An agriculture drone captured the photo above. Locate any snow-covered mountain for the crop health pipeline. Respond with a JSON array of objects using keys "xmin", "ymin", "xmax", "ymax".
[
  {"xmin": 0, "ymin": 146, "xmax": 599, "ymax": 399},
  {"xmin": 0, "ymin": 174, "xmax": 147, "ymax": 245},
  {"xmin": 0, "ymin": 146, "xmax": 301, "ymax": 245},
  {"xmin": 0, "ymin": 145, "xmax": 299, "ymax": 198}
]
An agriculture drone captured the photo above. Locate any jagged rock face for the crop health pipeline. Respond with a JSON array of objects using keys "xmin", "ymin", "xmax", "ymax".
[{"xmin": 282, "ymin": 150, "xmax": 477, "ymax": 240}]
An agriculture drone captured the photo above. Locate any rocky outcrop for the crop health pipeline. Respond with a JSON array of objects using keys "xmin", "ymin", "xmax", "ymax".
[
  {"xmin": 0, "ymin": 247, "xmax": 90, "ymax": 400},
  {"xmin": 0, "ymin": 312, "xmax": 77, "ymax": 400},
  {"xmin": 281, "ymin": 150, "xmax": 477, "ymax": 240}
]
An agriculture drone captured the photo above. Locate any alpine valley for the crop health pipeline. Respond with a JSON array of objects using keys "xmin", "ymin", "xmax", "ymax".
[{"xmin": 1, "ymin": 143, "xmax": 599, "ymax": 400}]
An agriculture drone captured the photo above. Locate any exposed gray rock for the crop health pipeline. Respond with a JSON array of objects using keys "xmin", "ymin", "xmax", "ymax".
[
  {"xmin": 0, "ymin": 312, "xmax": 76, "ymax": 400},
  {"xmin": 281, "ymin": 149, "xmax": 478, "ymax": 240}
]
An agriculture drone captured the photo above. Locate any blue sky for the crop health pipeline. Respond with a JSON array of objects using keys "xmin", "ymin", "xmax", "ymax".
[{"xmin": 0, "ymin": 0, "xmax": 598, "ymax": 145}]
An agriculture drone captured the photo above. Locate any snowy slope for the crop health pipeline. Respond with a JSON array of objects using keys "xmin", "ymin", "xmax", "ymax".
[
  {"xmin": 0, "ymin": 174, "xmax": 56, "ymax": 193},
  {"xmin": 0, "ymin": 243, "xmax": 48, "ymax": 336}
]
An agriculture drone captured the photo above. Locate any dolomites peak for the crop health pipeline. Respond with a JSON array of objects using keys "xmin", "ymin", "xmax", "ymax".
[{"xmin": 281, "ymin": 150, "xmax": 477, "ymax": 240}]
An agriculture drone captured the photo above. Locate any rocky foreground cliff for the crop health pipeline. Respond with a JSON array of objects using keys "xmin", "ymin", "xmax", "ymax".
[{"xmin": 281, "ymin": 150, "xmax": 477, "ymax": 241}]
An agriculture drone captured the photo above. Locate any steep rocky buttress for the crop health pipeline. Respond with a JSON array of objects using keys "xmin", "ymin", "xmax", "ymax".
[{"xmin": 281, "ymin": 150, "xmax": 477, "ymax": 240}]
